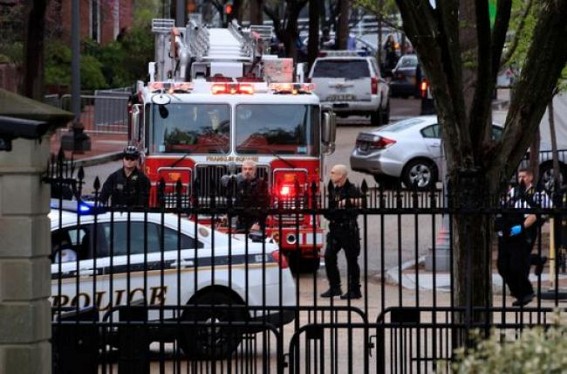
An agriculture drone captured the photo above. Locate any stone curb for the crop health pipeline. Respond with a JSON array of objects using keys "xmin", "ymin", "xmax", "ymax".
[{"xmin": 70, "ymin": 152, "xmax": 123, "ymax": 168}]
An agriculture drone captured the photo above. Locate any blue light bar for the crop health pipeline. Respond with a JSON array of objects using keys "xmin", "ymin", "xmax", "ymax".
[{"xmin": 50, "ymin": 199, "xmax": 107, "ymax": 215}]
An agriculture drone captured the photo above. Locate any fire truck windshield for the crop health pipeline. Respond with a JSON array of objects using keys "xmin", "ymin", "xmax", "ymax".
[
  {"xmin": 152, "ymin": 103, "xmax": 230, "ymax": 154},
  {"xmin": 235, "ymin": 104, "xmax": 320, "ymax": 156}
]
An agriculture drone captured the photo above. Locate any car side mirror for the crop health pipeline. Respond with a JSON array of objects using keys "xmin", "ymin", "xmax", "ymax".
[{"xmin": 321, "ymin": 110, "xmax": 336, "ymax": 155}]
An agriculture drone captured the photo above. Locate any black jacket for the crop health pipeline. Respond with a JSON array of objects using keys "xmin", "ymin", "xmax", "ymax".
[
  {"xmin": 325, "ymin": 179, "xmax": 362, "ymax": 225},
  {"xmin": 230, "ymin": 175, "xmax": 269, "ymax": 231},
  {"xmin": 99, "ymin": 167, "xmax": 151, "ymax": 207}
]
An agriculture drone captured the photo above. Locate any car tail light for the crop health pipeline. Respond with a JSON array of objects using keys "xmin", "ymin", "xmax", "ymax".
[
  {"xmin": 371, "ymin": 77, "xmax": 378, "ymax": 94},
  {"xmin": 271, "ymin": 250, "xmax": 289, "ymax": 269},
  {"xmin": 420, "ymin": 79, "xmax": 429, "ymax": 98},
  {"xmin": 357, "ymin": 136, "xmax": 396, "ymax": 150}
]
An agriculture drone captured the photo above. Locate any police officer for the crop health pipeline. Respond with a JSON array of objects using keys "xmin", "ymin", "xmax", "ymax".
[
  {"xmin": 222, "ymin": 160, "xmax": 269, "ymax": 232},
  {"xmin": 321, "ymin": 164, "xmax": 364, "ymax": 300},
  {"xmin": 99, "ymin": 146, "xmax": 151, "ymax": 207},
  {"xmin": 496, "ymin": 168, "xmax": 551, "ymax": 307}
]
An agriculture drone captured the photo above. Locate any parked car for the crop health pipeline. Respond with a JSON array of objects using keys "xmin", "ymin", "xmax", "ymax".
[
  {"xmin": 50, "ymin": 199, "xmax": 296, "ymax": 360},
  {"xmin": 308, "ymin": 51, "xmax": 390, "ymax": 125},
  {"xmin": 389, "ymin": 54, "xmax": 420, "ymax": 98},
  {"xmin": 350, "ymin": 116, "xmax": 504, "ymax": 190}
]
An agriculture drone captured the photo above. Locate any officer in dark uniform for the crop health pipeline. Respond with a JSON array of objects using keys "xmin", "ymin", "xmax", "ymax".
[
  {"xmin": 99, "ymin": 146, "xmax": 151, "ymax": 207},
  {"xmin": 321, "ymin": 164, "xmax": 364, "ymax": 300},
  {"xmin": 496, "ymin": 168, "xmax": 551, "ymax": 307},
  {"xmin": 222, "ymin": 160, "xmax": 269, "ymax": 232}
]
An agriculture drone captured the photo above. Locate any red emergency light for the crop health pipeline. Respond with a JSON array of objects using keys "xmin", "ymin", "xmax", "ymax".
[
  {"xmin": 273, "ymin": 171, "xmax": 307, "ymax": 199},
  {"xmin": 269, "ymin": 83, "xmax": 315, "ymax": 94},
  {"xmin": 211, "ymin": 83, "xmax": 254, "ymax": 95}
]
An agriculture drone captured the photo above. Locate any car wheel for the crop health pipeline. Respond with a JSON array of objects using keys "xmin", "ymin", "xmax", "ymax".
[
  {"xmin": 538, "ymin": 162, "xmax": 567, "ymax": 193},
  {"xmin": 179, "ymin": 291, "xmax": 246, "ymax": 360},
  {"xmin": 402, "ymin": 159, "xmax": 438, "ymax": 190}
]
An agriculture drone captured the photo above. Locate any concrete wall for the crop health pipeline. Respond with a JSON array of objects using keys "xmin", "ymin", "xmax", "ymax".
[{"xmin": 0, "ymin": 136, "xmax": 52, "ymax": 373}]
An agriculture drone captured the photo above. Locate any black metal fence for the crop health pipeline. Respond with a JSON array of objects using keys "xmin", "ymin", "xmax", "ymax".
[{"xmin": 45, "ymin": 159, "xmax": 567, "ymax": 373}]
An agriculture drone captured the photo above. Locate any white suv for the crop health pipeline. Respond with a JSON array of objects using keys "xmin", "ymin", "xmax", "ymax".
[{"xmin": 308, "ymin": 52, "xmax": 390, "ymax": 125}]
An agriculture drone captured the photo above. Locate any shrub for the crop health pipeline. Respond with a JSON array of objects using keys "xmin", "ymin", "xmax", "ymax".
[
  {"xmin": 45, "ymin": 40, "xmax": 108, "ymax": 91},
  {"xmin": 446, "ymin": 311, "xmax": 567, "ymax": 373}
]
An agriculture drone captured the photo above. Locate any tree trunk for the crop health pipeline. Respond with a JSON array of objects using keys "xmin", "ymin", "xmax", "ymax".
[
  {"xmin": 307, "ymin": 0, "xmax": 320, "ymax": 68},
  {"xmin": 395, "ymin": 0, "xmax": 567, "ymax": 350},
  {"xmin": 282, "ymin": 2, "xmax": 306, "ymax": 61},
  {"xmin": 23, "ymin": 0, "xmax": 46, "ymax": 100},
  {"xmin": 336, "ymin": 0, "xmax": 349, "ymax": 49},
  {"xmin": 249, "ymin": 0, "xmax": 263, "ymax": 25},
  {"xmin": 449, "ymin": 170, "xmax": 494, "ymax": 329}
]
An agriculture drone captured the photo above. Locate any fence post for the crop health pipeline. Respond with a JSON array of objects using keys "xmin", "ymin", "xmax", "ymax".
[
  {"xmin": 117, "ymin": 300, "xmax": 150, "ymax": 374},
  {"xmin": 52, "ymin": 307, "xmax": 99, "ymax": 374}
]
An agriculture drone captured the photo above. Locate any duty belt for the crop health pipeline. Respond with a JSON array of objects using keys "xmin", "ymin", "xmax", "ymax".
[{"xmin": 331, "ymin": 221, "xmax": 357, "ymax": 229}]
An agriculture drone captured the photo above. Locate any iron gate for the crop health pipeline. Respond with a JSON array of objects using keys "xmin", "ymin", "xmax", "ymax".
[{"xmin": 45, "ymin": 157, "xmax": 567, "ymax": 373}]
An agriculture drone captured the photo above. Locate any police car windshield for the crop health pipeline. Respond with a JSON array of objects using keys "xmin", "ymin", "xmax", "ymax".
[
  {"xmin": 151, "ymin": 103, "xmax": 230, "ymax": 154},
  {"xmin": 235, "ymin": 104, "xmax": 320, "ymax": 156}
]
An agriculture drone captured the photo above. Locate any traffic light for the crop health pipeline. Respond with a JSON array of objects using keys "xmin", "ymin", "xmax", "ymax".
[
  {"xmin": 186, "ymin": 0, "xmax": 196, "ymax": 13},
  {"xmin": 222, "ymin": 1, "xmax": 233, "ymax": 27},
  {"xmin": 224, "ymin": 1, "xmax": 233, "ymax": 16}
]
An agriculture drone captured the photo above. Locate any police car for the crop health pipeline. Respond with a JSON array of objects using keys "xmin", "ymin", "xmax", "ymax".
[{"xmin": 50, "ymin": 199, "xmax": 296, "ymax": 359}]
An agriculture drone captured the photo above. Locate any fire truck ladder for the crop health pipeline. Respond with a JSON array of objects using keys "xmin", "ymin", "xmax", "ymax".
[{"xmin": 187, "ymin": 19, "xmax": 253, "ymax": 63}]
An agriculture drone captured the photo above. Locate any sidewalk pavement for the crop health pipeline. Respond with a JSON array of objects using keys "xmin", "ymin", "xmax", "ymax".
[{"xmin": 385, "ymin": 256, "xmax": 566, "ymax": 294}]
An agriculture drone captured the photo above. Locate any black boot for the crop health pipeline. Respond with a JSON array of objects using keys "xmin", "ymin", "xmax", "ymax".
[
  {"xmin": 321, "ymin": 287, "xmax": 342, "ymax": 298},
  {"xmin": 340, "ymin": 289, "xmax": 362, "ymax": 300}
]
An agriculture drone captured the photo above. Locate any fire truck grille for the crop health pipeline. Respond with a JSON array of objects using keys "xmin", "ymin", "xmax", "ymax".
[
  {"xmin": 160, "ymin": 194, "xmax": 192, "ymax": 209},
  {"xmin": 272, "ymin": 198, "xmax": 306, "ymax": 224},
  {"xmin": 194, "ymin": 164, "xmax": 270, "ymax": 205}
]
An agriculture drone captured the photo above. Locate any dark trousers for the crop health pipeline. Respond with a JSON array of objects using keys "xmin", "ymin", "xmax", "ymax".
[
  {"xmin": 324, "ymin": 225, "xmax": 361, "ymax": 291},
  {"xmin": 496, "ymin": 234, "xmax": 533, "ymax": 299}
]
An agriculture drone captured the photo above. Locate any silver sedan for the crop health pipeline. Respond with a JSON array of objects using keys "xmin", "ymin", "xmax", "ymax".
[
  {"xmin": 350, "ymin": 116, "xmax": 444, "ymax": 189},
  {"xmin": 350, "ymin": 116, "xmax": 504, "ymax": 190}
]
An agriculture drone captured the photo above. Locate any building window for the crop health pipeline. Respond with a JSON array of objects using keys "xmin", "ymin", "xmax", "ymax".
[{"xmin": 90, "ymin": 0, "xmax": 100, "ymax": 42}]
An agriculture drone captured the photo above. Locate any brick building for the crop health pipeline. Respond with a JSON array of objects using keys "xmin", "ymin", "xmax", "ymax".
[{"xmin": 59, "ymin": 0, "xmax": 134, "ymax": 45}]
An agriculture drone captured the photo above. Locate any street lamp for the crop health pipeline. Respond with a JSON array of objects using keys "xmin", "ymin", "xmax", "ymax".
[{"xmin": 61, "ymin": 0, "xmax": 91, "ymax": 152}]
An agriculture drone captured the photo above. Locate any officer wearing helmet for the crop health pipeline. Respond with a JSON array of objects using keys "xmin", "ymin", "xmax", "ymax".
[{"xmin": 99, "ymin": 146, "xmax": 151, "ymax": 207}]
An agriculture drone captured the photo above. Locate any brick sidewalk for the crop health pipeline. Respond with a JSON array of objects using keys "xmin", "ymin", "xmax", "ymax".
[{"xmin": 50, "ymin": 129, "xmax": 128, "ymax": 165}]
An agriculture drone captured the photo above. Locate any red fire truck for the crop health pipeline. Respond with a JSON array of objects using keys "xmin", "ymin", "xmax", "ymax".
[{"xmin": 129, "ymin": 17, "xmax": 336, "ymax": 273}]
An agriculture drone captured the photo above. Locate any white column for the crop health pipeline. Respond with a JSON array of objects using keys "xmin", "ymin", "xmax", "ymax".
[{"xmin": 0, "ymin": 136, "xmax": 52, "ymax": 373}]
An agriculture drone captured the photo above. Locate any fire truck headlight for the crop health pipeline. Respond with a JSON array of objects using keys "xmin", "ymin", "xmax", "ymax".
[
  {"xmin": 280, "ymin": 185, "xmax": 292, "ymax": 197},
  {"xmin": 286, "ymin": 233, "xmax": 297, "ymax": 245}
]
